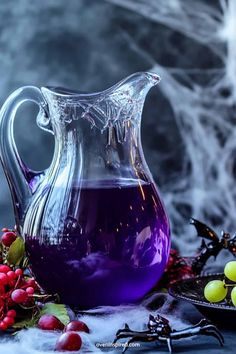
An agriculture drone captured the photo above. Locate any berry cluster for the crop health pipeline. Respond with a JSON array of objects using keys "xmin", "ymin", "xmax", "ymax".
[
  {"xmin": 38, "ymin": 315, "xmax": 89, "ymax": 352},
  {"xmin": 0, "ymin": 225, "xmax": 85, "ymax": 350},
  {"xmin": 0, "ymin": 263, "xmax": 38, "ymax": 331},
  {"xmin": 0, "ymin": 228, "xmax": 38, "ymax": 331},
  {"xmin": 204, "ymin": 261, "xmax": 236, "ymax": 305},
  {"xmin": 157, "ymin": 249, "xmax": 194, "ymax": 289}
]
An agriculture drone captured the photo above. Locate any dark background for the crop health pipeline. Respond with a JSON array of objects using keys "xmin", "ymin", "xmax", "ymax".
[{"xmin": 0, "ymin": 0, "xmax": 235, "ymax": 254}]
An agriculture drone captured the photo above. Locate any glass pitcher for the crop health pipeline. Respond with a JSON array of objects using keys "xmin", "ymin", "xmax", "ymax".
[{"xmin": 0, "ymin": 72, "xmax": 170, "ymax": 308}]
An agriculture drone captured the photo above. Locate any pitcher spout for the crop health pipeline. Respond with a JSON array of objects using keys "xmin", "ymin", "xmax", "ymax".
[
  {"xmin": 40, "ymin": 72, "xmax": 161, "ymax": 133},
  {"xmin": 77, "ymin": 71, "xmax": 161, "ymax": 131},
  {"xmin": 116, "ymin": 71, "xmax": 161, "ymax": 96}
]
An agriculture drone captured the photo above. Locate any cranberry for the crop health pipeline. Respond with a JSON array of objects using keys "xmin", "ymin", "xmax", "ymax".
[
  {"xmin": 65, "ymin": 320, "xmax": 90, "ymax": 333},
  {"xmin": 0, "ymin": 285, "xmax": 5, "ymax": 294},
  {"xmin": 1, "ymin": 228, "xmax": 9, "ymax": 232},
  {"xmin": 1, "ymin": 232, "xmax": 16, "ymax": 247},
  {"xmin": 0, "ymin": 321, "xmax": 8, "ymax": 331},
  {"xmin": 11, "ymin": 289, "xmax": 28, "ymax": 304},
  {"xmin": 38, "ymin": 314, "xmax": 64, "ymax": 331},
  {"xmin": 3, "ymin": 316, "xmax": 14, "ymax": 327},
  {"xmin": 7, "ymin": 271, "xmax": 17, "ymax": 280},
  {"xmin": 0, "ymin": 272, "xmax": 9, "ymax": 285},
  {"xmin": 0, "ymin": 265, "xmax": 11, "ymax": 273},
  {"xmin": 9, "ymin": 280, "xmax": 16, "ymax": 288},
  {"xmin": 7, "ymin": 309, "xmax": 17, "ymax": 318},
  {"xmin": 55, "ymin": 332, "xmax": 82, "ymax": 352},
  {"xmin": 19, "ymin": 279, "xmax": 26, "ymax": 287},
  {"xmin": 7, "ymin": 298, "xmax": 15, "ymax": 307},
  {"xmin": 15, "ymin": 269, "xmax": 23, "ymax": 277},
  {"xmin": 25, "ymin": 278, "xmax": 36, "ymax": 288},
  {"xmin": 26, "ymin": 287, "xmax": 35, "ymax": 295}
]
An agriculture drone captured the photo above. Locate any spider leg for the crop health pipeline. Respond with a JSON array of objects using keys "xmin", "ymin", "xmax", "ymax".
[
  {"xmin": 122, "ymin": 337, "xmax": 139, "ymax": 354},
  {"xmin": 195, "ymin": 320, "xmax": 224, "ymax": 346},
  {"xmin": 166, "ymin": 338, "xmax": 173, "ymax": 353},
  {"xmin": 122, "ymin": 340, "xmax": 130, "ymax": 354},
  {"xmin": 154, "ymin": 336, "xmax": 173, "ymax": 353},
  {"xmin": 113, "ymin": 333, "xmax": 131, "ymax": 344},
  {"xmin": 113, "ymin": 337, "xmax": 118, "ymax": 344},
  {"xmin": 170, "ymin": 320, "xmax": 224, "ymax": 348},
  {"xmin": 201, "ymin": 325, "xmax": 224, "ymax": 346},
  {"xmin": 182, "ymin": 318, "xmax": 209, "ymax": 330}
]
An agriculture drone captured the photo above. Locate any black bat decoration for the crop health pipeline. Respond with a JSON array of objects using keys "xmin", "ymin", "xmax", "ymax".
[
  {"xmin": 190, "ymin": 218, "xmax": 219, "ymax": 242},
  {"xmin": 190, "ymin": 218, "xmax": 236, "ymax": 274}
]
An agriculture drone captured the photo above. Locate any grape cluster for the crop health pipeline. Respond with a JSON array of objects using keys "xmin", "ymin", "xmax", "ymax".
[
  {"xmin": 0, "ymin": 228, "xmax": 38, "ymax": 331},
  {"xmin": 204, "ymin": 261, "xmax": 236, "ymax": 305}
]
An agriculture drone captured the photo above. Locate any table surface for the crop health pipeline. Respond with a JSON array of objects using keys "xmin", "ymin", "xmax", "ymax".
[{"xmin": 0, "ymin": 298, "xmax": 235, "ymax": 354}]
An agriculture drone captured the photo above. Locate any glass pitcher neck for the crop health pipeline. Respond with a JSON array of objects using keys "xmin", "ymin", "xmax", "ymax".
[{"xmin": 40, "ymin": 72, "xmax": 160, "ymax": 132}]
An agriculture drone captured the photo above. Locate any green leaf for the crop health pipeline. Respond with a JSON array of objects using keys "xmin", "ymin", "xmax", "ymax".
[
  {"xmin": 40, "ymin": 303, "xmax": 70, "ymax": 325},
  {"xmin": 13, "ymin": 308, "xmax": 40, "ymax": 330},
  {"xmin": 7, "ymin": 237, "xmax": 25, "ymax": 266},
  {"xmin": 13, "ymin": 315, "xmax": 38, "ymax": 330}
]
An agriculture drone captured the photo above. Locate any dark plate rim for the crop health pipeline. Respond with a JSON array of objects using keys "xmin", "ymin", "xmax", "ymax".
[{"xmin": 168, "ymin": 273, "xmax": 236, "ymax": 311}]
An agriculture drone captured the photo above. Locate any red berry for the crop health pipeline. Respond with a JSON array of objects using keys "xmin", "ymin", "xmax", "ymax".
[
  {"xmin": 0, "ymin": 265, "xmax": 11, "ymax": 273},
  {"xmin": 19, "ymin": 279, "xmax": 26, "ymax": 287},
  {"xmin": 15, "ymin": 269, "xmax": 23, "ymax": 277},
  {"xmin": 65, "ymin": 320, "xmax": 90, "ymax": 333},
  {"xmin": 0, "ymin": 272, "xmax": 9, "ymax": 285},
  {"xmin": 38, "ymin": 315, "xmax": 64, "ymax": 331},
  {"xmin": 2, "ymin": 228, "xmax": 9, "ymax": 232},
  {"xmin": 26, "ymin": 287, "xmax": 34, "ymax": 295},
  {"xmin": 7, "ymin": 309, "xmax": 17, "ymax": 318},
  {"xmin": 0, "ymin": 285, "xmax": 5, "ymax": 294},
  {"xmin": 3, "ymin": 316, "xmax": 14, "ymax": 327},
  {"xmin": 11, "ymin": 289, "xmax": 28, "ymax": 304},
  {"xmin": 55, "ymin": 332, "xmax": 82, "ymax": 352},
  {"xmin": 1, "ymin": 232, "xmax": 17, "ymax": 247},
  {"xmin": 7, "ymin": 271, "xmax": 17, "ymax": 281},
  {"xmin": 0, "ymin": 321, "xmax": 8, "ymax": 331},
  {"xmin": 7, "ymin": 298, "xmax": 15, "ymax": 307},
  {"xmin": 9, "ymin": 280, "xmax": 16, "ymax": 287},
  {"xmin": 25, "ymin": 278, "xmax": 36, "ymax": 288}
]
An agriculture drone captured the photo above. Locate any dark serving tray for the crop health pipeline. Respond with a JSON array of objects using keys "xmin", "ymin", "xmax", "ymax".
[{"xmin": 169, "ymin": 273, "xmax": 236, "ymax": 328}]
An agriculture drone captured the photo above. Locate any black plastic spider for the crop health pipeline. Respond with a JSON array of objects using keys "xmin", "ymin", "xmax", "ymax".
[{"xmin": 113, "ymin": 314, "xmax": 224, "ymax": 353}]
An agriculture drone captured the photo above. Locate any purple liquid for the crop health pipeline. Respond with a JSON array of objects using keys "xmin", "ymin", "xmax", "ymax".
[{"xmin": 26, "ymin": 181, "xmax": 170, "ymax": 308}]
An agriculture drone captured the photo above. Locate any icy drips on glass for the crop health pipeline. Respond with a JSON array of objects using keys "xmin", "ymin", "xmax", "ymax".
[{"xmin": 40, "ymin": 72, "xmax": 160, "ymax": 137}]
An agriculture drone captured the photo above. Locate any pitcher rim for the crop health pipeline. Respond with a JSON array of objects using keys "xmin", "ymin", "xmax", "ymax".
[{"xmin": 41, "ymin": 71, "xmax": 160, "ymax": 99}]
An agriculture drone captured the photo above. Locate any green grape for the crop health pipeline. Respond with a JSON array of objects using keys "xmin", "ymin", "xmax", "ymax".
[
  {"xmin": 224, "ymin": 261, "xmax": 236, "ymax": 282},
  {"xmin": 231, "ymin": 286, "xmax": 236, "ymax": 306},
  {"xmin": 204, "ymin": 280, "xmax": 227, "ymax": 303}
]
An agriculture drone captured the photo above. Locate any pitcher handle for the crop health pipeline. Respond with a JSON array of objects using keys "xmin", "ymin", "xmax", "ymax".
[{"xmin": 0, "ymin": 86, "xmax": 49, "ymax": 219}]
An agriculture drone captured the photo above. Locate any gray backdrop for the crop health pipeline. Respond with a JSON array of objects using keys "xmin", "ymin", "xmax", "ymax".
[{"xmin": 0, "ymin": 0, "xmax": 235, "ymax": 255}]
